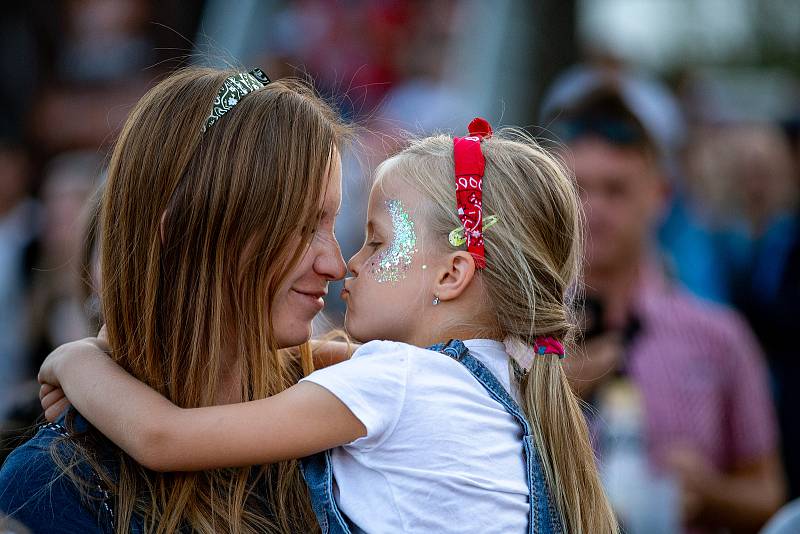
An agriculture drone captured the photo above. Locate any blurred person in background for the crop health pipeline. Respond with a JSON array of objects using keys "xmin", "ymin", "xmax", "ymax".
[
  {"xmin": 0, "ymin": 1, "xmax": 203, "ymax": 457},
  {"xmin": 728, "ymin": 121, "xmax": 800, "ymax": 502},
  {"xmin": 0, "ymin": 151, "xmax": 102, "ymax": 466},
  {"xmin": 0, "ymin": 142, "xmax": 39, "ymax": 423},
  {"xmin": 540, "ymin": 62, "xmax": 728, "ymax": 304},
  {"xmin": 542, "ymin": 73, "xmax": 784, "ymax": 533},
  {"xmin": 684, "ymin": 125, "xmax": 798, "ymax": 294},
  {"xmin": 28, "ymin": 0, "xmax": 203, "ymax": 154},
  {"xmin": 685, "ymin": 120, "xmax": 800, "ymax": 501},
  {"xmin": 0, "ymin": 181, "xmax": 103, "ymax": 468},
  {"xmin": 26, "ymin": 151, "xmax": 104, "ymax": 364}
]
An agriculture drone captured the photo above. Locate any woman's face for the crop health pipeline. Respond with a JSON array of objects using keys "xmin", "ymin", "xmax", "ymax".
[{"xmin": 272, "ymin": 150, "xmax": 346, "ymax": 347}]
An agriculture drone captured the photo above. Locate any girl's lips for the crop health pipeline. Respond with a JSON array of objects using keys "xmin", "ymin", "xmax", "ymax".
[{"xmin": 340, "ymin": 288, "xmax": 349, "ymax": 300}]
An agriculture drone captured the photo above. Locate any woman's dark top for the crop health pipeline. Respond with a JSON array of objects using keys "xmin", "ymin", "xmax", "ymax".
[
  {"xmin": 1, "ymin": 411, "xmax": 281, "ymax": 533},
  {"xmin": 0, "ymin": 414, "xmax": 120, "ymax": 534},
  {"xmin": 0, "ymin": 412, "xmax": 118, "ymax": 533}
]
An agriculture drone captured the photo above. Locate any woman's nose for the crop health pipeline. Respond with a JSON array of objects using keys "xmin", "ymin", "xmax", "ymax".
[{"xmin": 315, "ymin": 237, "xmax": 347, "ymax": 281}]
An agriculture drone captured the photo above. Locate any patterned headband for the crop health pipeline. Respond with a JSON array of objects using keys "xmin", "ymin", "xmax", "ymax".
[
  {"xmin": 453, "ymin": 117, "xmax": 493, "ymax": 269},
  {"xmin": 201, "ymin": 67, "xmax": 271, "ymax": 133}
]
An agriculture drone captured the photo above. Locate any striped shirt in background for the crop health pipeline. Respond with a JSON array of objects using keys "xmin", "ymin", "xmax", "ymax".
[
  {"xmin": 589, "ymin": 263, "xmax": 779, "ymax": 534},
  {"xmin": 627, "ymin": 264, "xmax": 777, "ymax": 474}
]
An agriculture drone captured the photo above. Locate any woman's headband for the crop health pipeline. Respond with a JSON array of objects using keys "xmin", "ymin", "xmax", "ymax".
[{"xmin": 202, "ymin": 67, "xmax": 271, "ymax": 133}]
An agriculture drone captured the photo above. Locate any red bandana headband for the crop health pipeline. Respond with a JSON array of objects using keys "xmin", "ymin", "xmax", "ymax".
[
  {"xmin": 453, "ymin": 117, "xmax": 493, "ymax": 269},
  {"xmin": 454, "ymin": 119, "xmax": 566, "ymax": 359}
]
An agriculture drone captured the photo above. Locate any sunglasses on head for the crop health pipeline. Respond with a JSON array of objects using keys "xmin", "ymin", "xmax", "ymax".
[{"xmin": 552, "ymin": 116, "xmax": 647, "ymax": 146}]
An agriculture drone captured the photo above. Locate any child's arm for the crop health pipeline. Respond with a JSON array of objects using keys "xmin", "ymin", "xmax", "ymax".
[
  {"xmin": 39, "ymin": 335, "xmax": 355, "ymax": 421},
  {"xmin": 38, "ymin": 342, "xmax": 366, "ymax": 472}
]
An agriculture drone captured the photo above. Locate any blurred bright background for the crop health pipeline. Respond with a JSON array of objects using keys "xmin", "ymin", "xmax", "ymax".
[{"xmin": 1, "ymin": 1, "xmax": 799, "ymax": 532}]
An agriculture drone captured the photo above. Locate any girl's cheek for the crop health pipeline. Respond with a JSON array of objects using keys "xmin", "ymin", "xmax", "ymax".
[{"xmin": 364, "ymin": 252, "xmax": 380, "ymax": 282}]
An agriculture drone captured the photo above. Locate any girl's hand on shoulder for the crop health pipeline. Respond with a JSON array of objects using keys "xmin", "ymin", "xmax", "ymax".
[
  {"xmin": 40, "ymin": 383, "xmax": 70, "ymax": 422},
  {"xmin": 37, "ymin": 336, "xmax": 109, "ymax": 387},
  {"xmin": 37, "ymin": 332, "xmax": 111, "ymax": 420}
]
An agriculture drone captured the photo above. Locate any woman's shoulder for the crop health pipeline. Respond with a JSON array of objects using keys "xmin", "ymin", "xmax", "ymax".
[
  {"xmin": 0, "ymin": 415, "xmax": 114, "ymax": 533},
  {"xmin": 1, "ymin": 420, "xmax": 71, "ymax": 487}
]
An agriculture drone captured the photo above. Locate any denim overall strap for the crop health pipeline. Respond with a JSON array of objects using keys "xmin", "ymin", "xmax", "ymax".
[
  {"xmin": 429, "ymin": 339, "xmax": 563, "ymax": 534},
  {"xmin": 300, "ymin": 448, "xmax": 353, "ymax": 534}
]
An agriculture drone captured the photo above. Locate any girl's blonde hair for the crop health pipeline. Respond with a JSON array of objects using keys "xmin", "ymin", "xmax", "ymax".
[
  {"xmin": 382, "ymin": 129, "xmax": 618, "ymax": 534},
  {"xmin": 53, "ymin": 67, "xmax": 351, "ymax": 533}
]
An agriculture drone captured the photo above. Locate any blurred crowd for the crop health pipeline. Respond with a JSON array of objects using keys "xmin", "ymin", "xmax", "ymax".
[{"xmin": 1, "ymin": 1, "xmax": 799, "ymax": 533}]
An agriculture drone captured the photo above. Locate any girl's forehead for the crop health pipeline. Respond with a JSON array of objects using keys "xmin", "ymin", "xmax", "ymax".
[{"xmin": 369, "ymin": 173, "xmax": 416, "ymax": 216}]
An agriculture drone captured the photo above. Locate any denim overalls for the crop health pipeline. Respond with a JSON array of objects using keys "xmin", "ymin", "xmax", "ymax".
[{"xmin": 300, "ymin": 339, "xmax": 564, "ymax": 533}]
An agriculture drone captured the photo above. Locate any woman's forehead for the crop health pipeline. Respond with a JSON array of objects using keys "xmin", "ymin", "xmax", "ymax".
[{"xmin": 322, "ymin": 151, "xmax": 343, "ymax": 211}]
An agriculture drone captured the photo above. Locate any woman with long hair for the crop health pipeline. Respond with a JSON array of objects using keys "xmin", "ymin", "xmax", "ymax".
[{"xmin": 0, "ymin": 67, "xmax": 351, "ymax": 533}]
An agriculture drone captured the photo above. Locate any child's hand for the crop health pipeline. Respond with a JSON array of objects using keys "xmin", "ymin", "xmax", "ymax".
[
  {"xmin": 38, "ymin": 337, "xmax": 103, "ymax": 387},
  {"xmin": 37, "ymin": 334, "xmax": 111, "ymax": 420},
  {"xmin": 40, "ymin": 383, "xmax": 70, "ymax": 422}
]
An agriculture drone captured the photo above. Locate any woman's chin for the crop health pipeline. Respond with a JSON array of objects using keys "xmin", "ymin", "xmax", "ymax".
[{"xmin": 274, "ymin": 323, "xmax": 313, "ymax": 349}]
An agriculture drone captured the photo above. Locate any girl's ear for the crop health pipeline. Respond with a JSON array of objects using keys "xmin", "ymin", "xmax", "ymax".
[{"xmin": 433, "ymin": 251, "xmax": 477, "ymax": 303}]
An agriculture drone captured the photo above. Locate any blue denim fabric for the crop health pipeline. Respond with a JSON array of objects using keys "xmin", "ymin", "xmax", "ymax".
[
  {"xmin": 0, "ymin": 414, "xmax": 126, "ymax": 534},
  {"xmin": 300, "ymin": 340, "xmax": 563, "ymax": 533},
  {"xmin": 301, "ymin": 447, "xmax": 354, "ymax": 533}
]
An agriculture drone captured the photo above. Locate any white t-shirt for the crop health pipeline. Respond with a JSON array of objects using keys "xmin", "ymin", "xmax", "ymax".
[{"xmin": 300, "ymin": 339, "xmax": 529, "ymax": 533}]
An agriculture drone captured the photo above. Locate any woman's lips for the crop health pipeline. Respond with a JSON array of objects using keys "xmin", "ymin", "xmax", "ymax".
[{"xmin": 291, "ymin": 289, "xmax": 325, "ymax": 311}]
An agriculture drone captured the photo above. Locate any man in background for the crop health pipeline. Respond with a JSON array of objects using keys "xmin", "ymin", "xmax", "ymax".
[{"xmin": 541, "ymin": 68, "xmax": 784, "ymax": 532}]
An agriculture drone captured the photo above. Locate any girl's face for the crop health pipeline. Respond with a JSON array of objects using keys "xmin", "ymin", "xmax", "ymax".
[
  {"xmin": 272, "ymin": 150, "xmax": 347, "ymax": 348},
  {"xmin": 343, "ymin": 173, "xmax": 433, "ymax": 343}
]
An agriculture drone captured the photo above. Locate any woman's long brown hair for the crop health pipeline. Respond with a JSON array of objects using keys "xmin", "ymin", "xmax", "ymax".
[{"xmin": 52, "ymin": 67, "xmax": 351, "ymax": 533}]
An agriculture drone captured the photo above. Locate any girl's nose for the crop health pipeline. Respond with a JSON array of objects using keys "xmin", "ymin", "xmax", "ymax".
[{"xmin": 346, "ymin": 250, "xmax": 363, "ymax": 277}]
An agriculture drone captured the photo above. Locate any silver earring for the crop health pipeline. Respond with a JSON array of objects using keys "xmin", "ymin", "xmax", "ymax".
[{"xmin": 432, "ymin": 295, "xmax": 440, "ymax": 306}]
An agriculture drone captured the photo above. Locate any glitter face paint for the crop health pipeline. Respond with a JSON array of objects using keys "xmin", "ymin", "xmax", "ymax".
[{"xmin": 370, "ymin": 199, "xmax": 417, "ymax": 283}]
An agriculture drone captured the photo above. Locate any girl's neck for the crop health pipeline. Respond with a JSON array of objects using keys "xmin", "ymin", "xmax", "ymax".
[{"xmin": 409, "ymin": 325, "xmax": 499, "ymax": 349}]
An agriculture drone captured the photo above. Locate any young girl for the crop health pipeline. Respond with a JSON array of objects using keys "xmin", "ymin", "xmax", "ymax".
[{"xmin": 40, "ymin": 120, "xmax": 618, "ymax": 533}]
